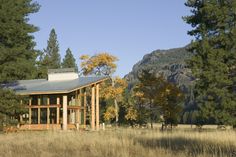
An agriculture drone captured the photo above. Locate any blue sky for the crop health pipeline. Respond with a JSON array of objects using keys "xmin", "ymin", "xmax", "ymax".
[{"xmin": 29, "ymin": 0, "xmax": 193, "ymax": 77}]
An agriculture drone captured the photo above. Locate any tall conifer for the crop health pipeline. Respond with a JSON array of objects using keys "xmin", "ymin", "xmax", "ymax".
[
  {"xmin": 0, "ymin": 0, "xmax": 40, "ymax": 82},
  {"xmin": 62, "ymin": 48, "xmax": 78, "ymax": 71},
  {"xmin": 184, "ymin": 0, "xmax": 236, "ymax": 126},
  {"xmin": 43, "ymin": 28, "xmax": 61, "ymax": 69},
  {"xmin": 0, "ymin": 0, "xmax": 39, "ymax": 125}
]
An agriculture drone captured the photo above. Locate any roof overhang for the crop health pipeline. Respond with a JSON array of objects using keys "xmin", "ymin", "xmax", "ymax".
[{"xmin": 4, "ymin": 76, "xmax": 109, "ymax": 96}]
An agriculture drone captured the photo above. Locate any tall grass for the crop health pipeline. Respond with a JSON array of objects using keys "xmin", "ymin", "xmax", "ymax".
[{"xmin": 0, "ymin": 128, "xmax": 235, "ymax": 157}]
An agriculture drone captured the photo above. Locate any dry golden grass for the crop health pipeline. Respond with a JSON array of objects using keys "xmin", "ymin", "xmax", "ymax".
[{"xmin": 0, "ymin": 128, "xmax": 235, "ymax": 157}]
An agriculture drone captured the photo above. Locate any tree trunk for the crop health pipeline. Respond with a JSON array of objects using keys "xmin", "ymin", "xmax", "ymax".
[
  {"xmin": 150, "ymin": 103, "xmax": 153, "ymax": 129},
  {"xmin": 115, "ymin": 99, "xmax": 118, "ymax": 126},
  {"xmin": 112, "ymin": 78, "xmax": 119, "ymax": 127},
  {"xmin": 190, "ymin": 111, "xmax": 193, "ymax": 129}
]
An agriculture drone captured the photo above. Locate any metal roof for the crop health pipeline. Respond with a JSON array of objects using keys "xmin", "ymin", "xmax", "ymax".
[{"xmin": 4, "ymin": 76, "xmax": 108, "ymax": 95}]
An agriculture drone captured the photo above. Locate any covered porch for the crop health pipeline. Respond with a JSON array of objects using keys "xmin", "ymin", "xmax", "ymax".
[
  {"xmin": 6, "ymin": 68, "xmax": 108, "ymax": 131},
  {"xmin": 20, "ymin": 83, "xmax": 101, "ymax": 131}
]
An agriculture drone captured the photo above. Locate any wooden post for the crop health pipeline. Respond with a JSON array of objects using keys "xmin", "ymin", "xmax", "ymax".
[
  {"xmin": 75, "ymin": 90, "xmax": 80, "ymax": 124},
  {"xmin": 75, "ymin": 91, "xmax": 81, "ymax": 125},
  {"xmin": 78, "ymin": 89, "xmax": 82, "ymax": 106},
  {"xmin": 91, "ymin": 85, "xmax": 95, "ymax": 131},
  {"xmin": 96, "ymin": 84, "xmax": 100, "ymax": 130},
  {"xmin": 83, "ymin": 89, "xmax": 87, "ymax": 128},
  {"xmin": 38, "ymin": 97, "xmax": 41, "ymax": 124},
  {"xmin": 56, "ymin": 97, "xmax": 60, "ymax": 124},
  {"xmin": 29, "ymin": 98, "xmax": 32, "ymax": 124},
  {"xmin": 63, "ymin": 95, "xmax": 68, "ymax": 130},
  {"xmin": 47, "ymin": 97, "xmax": 50, "ymax": 124}
]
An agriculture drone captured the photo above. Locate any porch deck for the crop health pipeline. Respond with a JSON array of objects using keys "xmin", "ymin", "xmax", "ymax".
[{"xmin": 19, "ymin": 124, "xmax": 77, "ymax": 130}]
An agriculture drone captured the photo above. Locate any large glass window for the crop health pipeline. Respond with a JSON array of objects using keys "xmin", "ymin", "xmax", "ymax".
[
  {"xmin": 40, "ymin": 108, "xmax": 47, "ymax": 124},
  {"xmin": 41, "ymin": 95, "xmax": 48, "ymax": 105},
  {"xmin": 50, "ymin": 108, "xmax": 57, "ymax": 124}
]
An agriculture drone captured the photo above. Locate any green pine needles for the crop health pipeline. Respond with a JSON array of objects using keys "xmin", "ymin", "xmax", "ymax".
[{"xmin": 184, "ymin": 0, "xmax": 236, "ymax": 127}]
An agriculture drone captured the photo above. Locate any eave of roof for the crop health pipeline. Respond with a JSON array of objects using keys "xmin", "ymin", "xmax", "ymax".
[{"xmin": 4, "ymin": 76, "xmax": 109, "ymax": 95}]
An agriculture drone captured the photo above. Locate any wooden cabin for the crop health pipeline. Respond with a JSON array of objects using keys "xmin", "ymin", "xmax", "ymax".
[{"xmin": 6, "ymin": 68, "xmax": 108, "ymax": 131}]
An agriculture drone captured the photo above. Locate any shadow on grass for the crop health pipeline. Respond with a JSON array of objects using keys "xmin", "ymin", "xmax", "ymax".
[{"xmin": 135, "ymin": 136, "xmax": 236, "ymax": 157}]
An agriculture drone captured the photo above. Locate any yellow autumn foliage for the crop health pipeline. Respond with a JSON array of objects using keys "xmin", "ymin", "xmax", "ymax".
[
  {"xmin": 101, "ymin": 77, "xmax": 127, "ymax": 100},
  {"xmin": 104, "ymin": 106, "xmax": 116, "ymax": 121},
  {"xmin": 80, "ymin": 53, "xmax": 118, "ymax": 76},
  {"xmin": 125, "ymin": 107, "xmax": 137, "ymax": 121}
]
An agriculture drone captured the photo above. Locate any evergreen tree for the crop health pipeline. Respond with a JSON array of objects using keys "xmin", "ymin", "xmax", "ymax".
[
  {"xmin": 35, "ymin": 50, "xmax": 48, "ymax": 79},
  {"xmin": 184, "ymin": 0, "xmax": 236, "ymax": 127},
  {"xmin": 0, "ymin": 0, "xmax": 39, "ymax": 126},
  {"xmin": 62, "ymin": 48, "xmax": 78, "ymax": 71},
  {"xmin": 0, "ymin": 0, "xmax": 40, "ymax": 82},
  {"xmin": 43, "ymin": 28, "xmax": 61, "ymax": 69}
]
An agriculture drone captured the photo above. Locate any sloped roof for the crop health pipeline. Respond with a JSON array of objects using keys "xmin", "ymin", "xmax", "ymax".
[{"xmin": 4, "ymin": 76, "xmax": 108, "ymax": 95}]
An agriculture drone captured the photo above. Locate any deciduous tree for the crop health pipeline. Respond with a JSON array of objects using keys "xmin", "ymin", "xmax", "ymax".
[
  {"xmin": 136, "ymin": 70, "xmax": 183, "ymax": 129},
  {"xmin": 80, "ymin": 53, "xmax": 123, "ymax": 124},
  {"xmin": 154, "ymin": 77, "xmax": 184, "ymax": 129},
  {"xmin": 80, "ymin": 53, "xmax": 118, "ymax": 76},
  {"xmin": 100, "ymin": 77, "xmax": 127, "ymax": 124}
]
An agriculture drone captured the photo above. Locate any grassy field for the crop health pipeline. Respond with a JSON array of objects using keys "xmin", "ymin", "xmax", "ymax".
[{"xmin": 0, "ymin": 128, "xmax": 235, "ymax": 157}]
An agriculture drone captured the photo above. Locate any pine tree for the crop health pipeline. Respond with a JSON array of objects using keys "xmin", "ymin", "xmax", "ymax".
[
  {"xmin": 43, "ymin": 28, "xmax": 61, "ymax": 69},
  {"xmin": 62, "ymin": 48, "xmax": 78, "ymax": 71},
  {"xmin": 0, "ymin": 0, "xmax": 39, "ymax": 126},
  {"xmin": 0, "ymin": 0, "xmax": 40, "ymax": 82},
  {"xmin": 184, "ymin": 0, "xmax": 236, "ymax": 127}
]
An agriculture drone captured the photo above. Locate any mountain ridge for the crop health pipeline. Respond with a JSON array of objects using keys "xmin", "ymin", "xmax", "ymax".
[{"xmin": 125, "ymin": 45, "xmax": 194, "ymax": 92}]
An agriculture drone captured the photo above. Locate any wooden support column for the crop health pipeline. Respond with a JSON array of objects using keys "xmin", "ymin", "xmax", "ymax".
[
  {"xmin": 91, "ymin": 85, "xmax": 95, "ymax": 131},
  {"xmin": 76, "ymin": 90, "xmax": 81, "ymax": 124},
  {"xmin": 96, "ymin": 84, "xmax": 100, "ymax": 130},
  {"xmin": 47, "ymin": 97, "xmax": 50, "ymax": 124},
  {"xmin": 56, "ymin": 97, "xmax": 60, "ymax": 124},
  {"xmin": 83, "ymin": 89, "xmax": 87, "ymax": 128},
  {"xmin": 78, "ymin": 89, "xmax": 82, "ymax": 106},
  {"xmin": 63, "ymin": 95, "xmax": 68, "ymax": 130},
  {"xmin": 29, "ymin": 98, "xmax": 32, "ymax": 124},
  {"xmin": 38, "ymin": 97, "xmax": 41, "ymax": 124}
]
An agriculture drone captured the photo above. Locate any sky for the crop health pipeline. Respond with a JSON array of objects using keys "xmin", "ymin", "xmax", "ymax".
[{"xmin": 29, "ymin": 0, "xmax": 193, "ymax": 77}]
